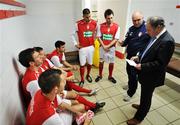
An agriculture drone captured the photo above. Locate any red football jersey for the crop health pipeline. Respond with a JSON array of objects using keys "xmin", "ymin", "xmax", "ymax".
[
  {"xmin": 47, "ymin": 50, "xmax": 64, "ymax": 62},
  {"xmin": 76, "ymin": 19, "xmax": 97, "ymax": 47},
  {"xmin": 41, "ymin": 58, "xmax": 54, "ymax": 71},
  {"xmin": 22, "ymin": 68, "xmax": 43, "ymax": 97},
  {"xmin": 26, "ymin": 90, "xmax": 59, "ymax": 125},
  {"xmin": 100, "ymin": 22, "xmax": 119, "ymax": 45}
]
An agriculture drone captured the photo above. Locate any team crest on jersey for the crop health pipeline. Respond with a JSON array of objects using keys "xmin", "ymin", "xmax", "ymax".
[{"xmin": 138, "ymin": 32, "xmax": 142, "ymax": 37}]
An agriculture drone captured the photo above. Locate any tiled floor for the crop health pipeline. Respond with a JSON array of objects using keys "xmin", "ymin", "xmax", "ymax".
[{"xmin": 73, "ymin": 57, "xmax": 180, "ymax": 125}]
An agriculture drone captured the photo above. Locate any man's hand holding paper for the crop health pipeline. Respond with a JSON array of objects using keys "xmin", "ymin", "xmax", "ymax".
[{"xmin": 126, "ymin": 59, "xmax": 137, "ymax": 67}]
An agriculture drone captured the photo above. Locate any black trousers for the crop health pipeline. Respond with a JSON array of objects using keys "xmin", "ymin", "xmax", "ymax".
[
  {"xmin": 134, "ymin": 84, "xmax": 155, "ymax": 121},
  {"xmin": 126, "ymin": 62, "xmax": 138, "ymax": 97}
]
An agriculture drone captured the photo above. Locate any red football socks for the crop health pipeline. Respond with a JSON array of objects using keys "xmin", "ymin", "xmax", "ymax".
[
  {"xmin": 87, "ymin": 64, "xmax": 92, "ymax": 76},
  {"xmin": 109, "ymin": 63, "xmax": 114, "ymax": 78},
  {"xmin": 67, "ymin": 81, "xmax": 91, "ymax": 93},
  {"xmin": 75, "ymin": 95, "xmax": 96, "ymax": 108},
  {"xmin": 99, "ymin": 62, "xmax": 104, "ymax": 77},
  {"xmin": 80, "ymin": 66, "xmax": 85, "ymax": 82}
]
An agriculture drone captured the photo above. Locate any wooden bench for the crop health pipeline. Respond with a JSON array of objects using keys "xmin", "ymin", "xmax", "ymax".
[
  {"xmin": 166, "ymin": 57, "xmax": 180, "ymax": 78},
  {"xmin": 166, "ymin": 43, "xmax": 180, "ymax": 77},
  {"xmin": 174, "ymin": 43, "xmax": 180, "ymax": 53},
  {"xmin": 65, "ymin": 51, "xmax": 79, "ymax": 63}
]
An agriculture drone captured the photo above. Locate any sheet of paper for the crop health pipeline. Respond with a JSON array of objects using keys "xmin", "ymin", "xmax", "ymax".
[{"xmin": 125, "ymin": 59, "xmax": 137, "ymax": 67}]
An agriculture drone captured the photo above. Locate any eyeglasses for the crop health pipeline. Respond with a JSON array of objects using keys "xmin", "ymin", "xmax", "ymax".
[{"xmin": 133, "ymin": 19, "xmax": 141, "ymax": 22}]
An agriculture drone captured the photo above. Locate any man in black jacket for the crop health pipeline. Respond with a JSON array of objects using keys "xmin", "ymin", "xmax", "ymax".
[{"xmin": 127, "ymin": 16, "xmax": 175, "ymax": 125}]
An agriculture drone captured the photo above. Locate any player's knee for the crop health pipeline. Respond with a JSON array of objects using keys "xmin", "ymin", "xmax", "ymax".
[{"xmin": 72, "ymin": 91, "xmax": 78, "ymax": 98}]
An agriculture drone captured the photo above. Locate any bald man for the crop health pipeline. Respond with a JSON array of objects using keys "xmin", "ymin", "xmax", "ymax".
[{"xmin": 119, "ymin": 11, "xmax": 149, "ymax": 101}]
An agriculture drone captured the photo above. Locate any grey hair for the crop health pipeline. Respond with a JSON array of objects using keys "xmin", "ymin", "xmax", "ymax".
[{"xmin": 147, "ymin": 16, "xmax": 165, "ymax": 29}]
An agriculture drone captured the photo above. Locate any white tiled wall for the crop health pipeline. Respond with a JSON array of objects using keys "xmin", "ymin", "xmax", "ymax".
[
  {"xmin": 0, "ymin": 1, "xmax": 28, "ymax": 125},
  {"xmin": 25, "ymin": 0, "xmax": 82, "ymax": 53},
  {"xmin": 0, "ymin": 0, "xmax": 82, "ymax": 124}
]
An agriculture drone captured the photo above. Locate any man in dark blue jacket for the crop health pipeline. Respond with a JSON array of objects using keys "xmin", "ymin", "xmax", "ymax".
[{"xmin": 119, "ymin": 11, "xmax": 149, "ymax": 101}]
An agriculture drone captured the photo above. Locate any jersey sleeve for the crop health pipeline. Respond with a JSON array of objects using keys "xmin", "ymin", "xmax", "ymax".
[
  {"xmin": 97, "ymin": 25, "xmax": 101, "ymax": 37},
  {"xmin": 51, "ymin": 56, "xmax": 63, "ymax": 67},
  {"xmin": 42, "ymin": 113, "xmax": 64, "ymax": 125},
  {"xmin": 115, "ymin": 26, "xmax": 120, "ymax": 40},
  {"xmin": 26, "ymin": 80, "xmax": 40, "ymax": 97},
  {"xmin": 56, "ymin": 94, "xmax": 63, "ymax": 105},
  {"xmin": 46, "ymin": 58, "xmax": 55, "ymax": 68},
  {"xmin": 71, "ymin": 23, "xmax": 78, "ymax": 46},
  {"xmin": 62, "ymin": 53, "xmax": 66, "ymax": 61}
]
